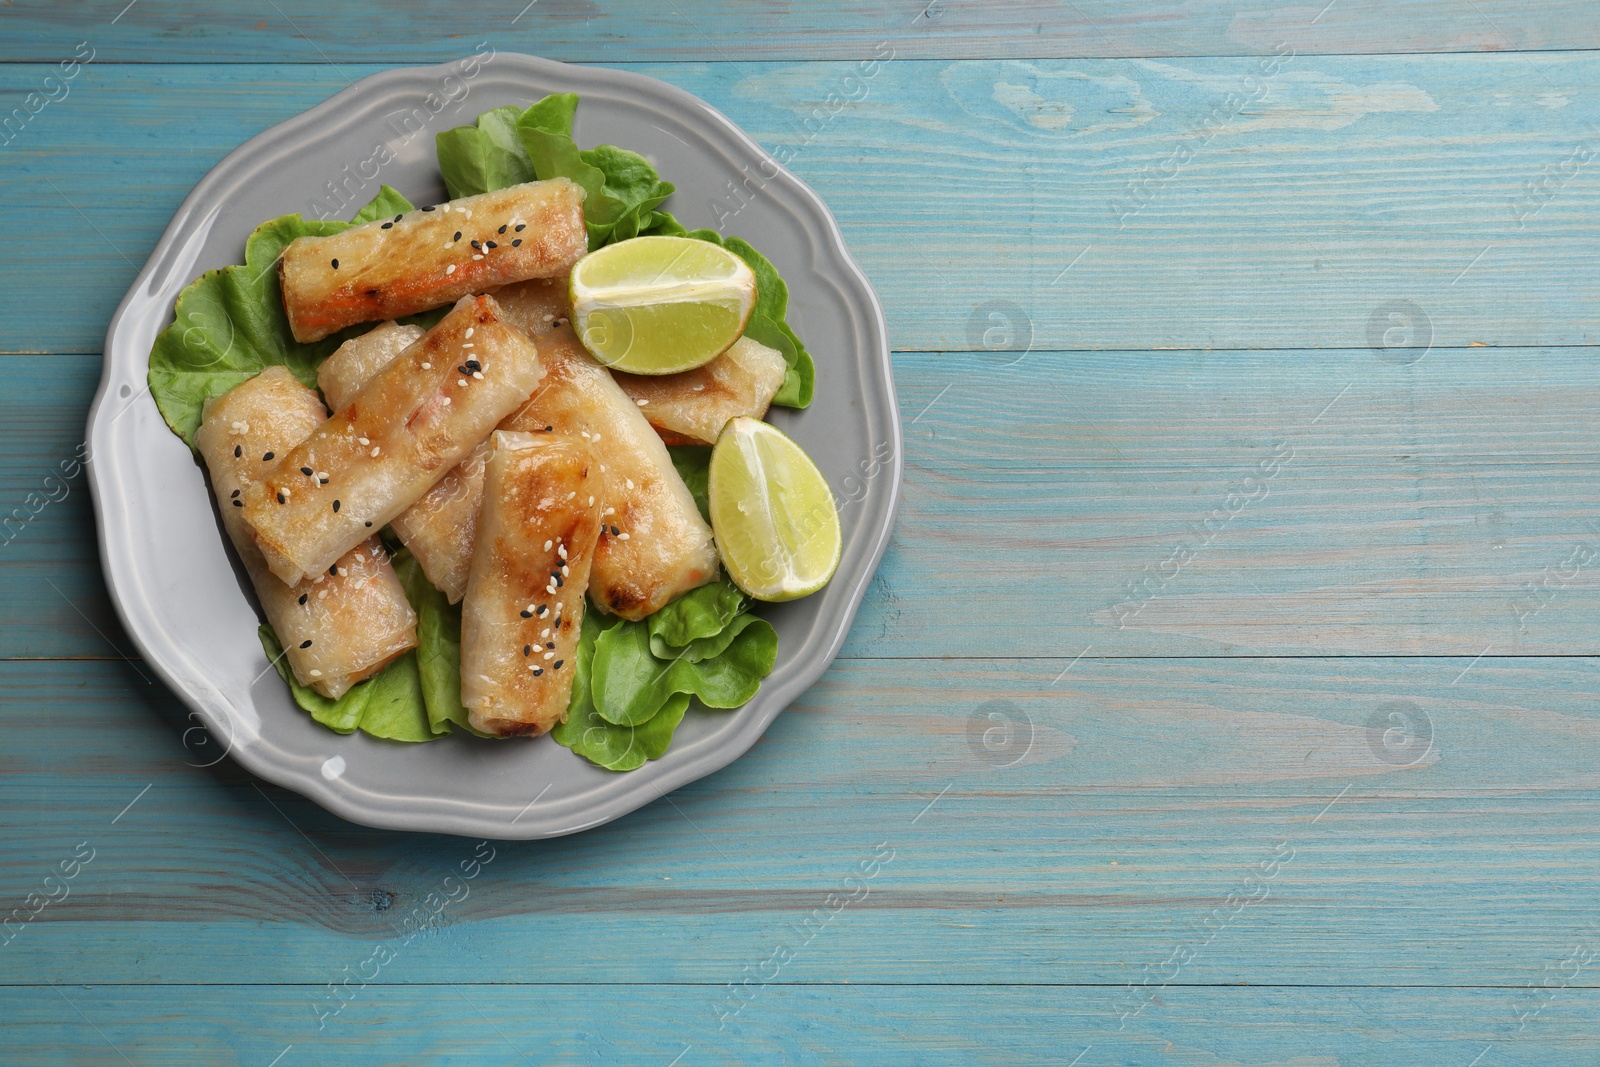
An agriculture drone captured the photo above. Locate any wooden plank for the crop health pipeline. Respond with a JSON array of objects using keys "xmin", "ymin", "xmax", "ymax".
[
  {"xmin": 13, "ymin": 347, "xmax": 1600, "ymax": 659},
  {"xmin": 2, "ymin": 0, "xmax": 1594, "ymax": 63},
  {"xmin": 8, "ymin": 656, "xmax": 1600, "ymax": 987},
  {"xmin": 1, "ymin": 984, "xmax": 1596, "ymax": 1065},
  {"xmin": 6, "ymin": 54, "xmax": 1600, "ymax": 354}
]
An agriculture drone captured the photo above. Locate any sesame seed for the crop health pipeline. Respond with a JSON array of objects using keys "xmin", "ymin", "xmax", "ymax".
[
  {"xmin": 443, "ymin": 397, "xmax": 451, "ymax": 405},
  {"xmin": 540, "ymin": 627, "xmax": 551, "ymax": 638},
  {"xmin": 381, "ymin": 222, "xmax": 393, "ymax": 229},
  {"xmin": 309, "ymin": 669, "xmax": 322, "ymax": 677},
  {"xmin": 511, "ymin": 239, "xmax": 522, "ymax": 247},
  {"xmin": 520, "ymin": 609, "xmax": 533, "ymax": 619},
  {"xmin": 542, "ymin": 314, "xmax": 554, "ymax": 323},
  {"xmin": 230, "ymin": 489, "xmax": 240, "ymax": 498},
  {"xmin": 465, "ymin": 328, "xmax": 474, "ymax": 339},
  {"xmin": 471, "ymin": 239, "xmax": 481, "ymax": 249},
  {"xmin": 588, "ymin": 496, "xmax": 595, "ymax": 507},
  {"xmin": 545, "ymin": 425, "xmax": 553, "ymax": 432},
  {"xmin": 464, "ymin": 358, "xmax": 481, "ymax": 370},
  {"xmin": 530, "ymin": 666, "xmax": 542, "ymax": 675},
  {"xmin": 422, "ymin": 206, "xmax": 435, "ymax": 212},
  {"xmin": 523, "ymin": 644, "xmax": 532, "ymax": 656},
  {"xmin": 543, "ymin": 651, "xmax": 555, "ymax": 660},
  {"xmin": 421, "ymin": 362, "xmax": 431, "ymax": 369},
  {"xmin": 636, "ymin": 398, "xmax": 649, "ymax": 406},
  {"xmin": 365, "ymin": 521, "xmax": 373, "ymax": 527},
  {"xmin": 472, "ymin": 254, "xmax": 484, "ymax": 261},
  {"xmin": 443, "ymin": 241, "xmax": 453, "ymax": 249},
  {"xmin": 276, "ymin": 491, "xmax": 286, "ymax": 504},
  {"xmin": 317, "ymin": 589, "xmax": 328, "ymax": 600},
  {"xmin": 299, "ymin": 640, "xmax": 313, "ymax": 649},
  {"xmin": 331, "ymin": 259, "xmax": 339, "ymax": 269},
  {"xmin": 263, "ymin": 451, "xmax": 275, "ymax": 461},
  {"xmin": 300, "ymin": 466, "xmax": 313, "ymax": 476},
  {"xmin": 234, "ymin": 445, "xmax": 241, "ymax": 457},
  {"xmin": 458, "ymin": 379, "xmax": 468, "ymax": 387},
  {"xmin": 446, "ymin": 265, "xmax": 457, "ymax": 276},
  {"xmin": 545, "ymin": 641, "xmax": 555, "ymax": 650},
  {"xmin": 232, "ymin": 499, "xmax": 243, "ymax": 507},
  {"xmin": 298, "ymin": 593, "xmax": 308, "ymax": 605},
  {"xmin": 557, "ymin": 545, "xmax": 567, "ymax": 560},
  {"xmin": 332, "ymin": 500, "xmax": 341, "ymax": 512},
  {"xmin": 536, "ymin": 606, "xmax": 548, "ymax": 617},
  {"xmin": 358, "ymin": 437, "xmax": 370, "ymax": 446},
  {"xmin": 371, "ymin": 446, "xmax": 380, "ymax": 457},
  {"xmin": 486, "ymin": 241, "xmax": 497, "ymax": 249},
  {"xmin": 618, "ymin": 532, "xmax": 630, "ymax": 540},
  {"xmin": 610, "ymin": 525, "xmax": 620, "ymax": 536},
  {"xmin": 498, "ymin": 225, "xmax": 507, "ymax": 234},
  {"xmin": 472, "ymin": 372, "xmax": 484, "ymax": 380},
  {"xmin": 553, "ymin": 660, "xmax": 563, "ymax": 670},
  {"xmin": 625, "ymin": 479, "xmax": 634, "ymax": 490},
  {"xmin": 544, "ymin": 540, "xmax": 553, "ymax": 550},
  {"xmin": 330, "ymin": 564, "xmax": 339, "ymax": 576},
  {"xmin": 453, "ymin": 231, "xmax": 462, "ymax": 241},
  {"xmin": 604, "ymin": 507, "xmax": 615, "ymax": 516},
  {"xmin": 515, "ymin": 223, "xmax": 526, "ymax": 232}
]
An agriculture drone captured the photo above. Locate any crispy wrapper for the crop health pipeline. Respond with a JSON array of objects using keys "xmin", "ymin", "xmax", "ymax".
[
  {"xmin": 242, "ymin": 295, "xmax": 541, "ymax": 585},
  {"xmin": 196, "ymin": 367, "xmax": 416, "ymax": 699},
  {"xmin": 280, "ymin": 179, "xmax": 586, "ymax": 342},
  {"xmin": 461, "ymin": 431, "xmax": 603, "ymax": 737}
]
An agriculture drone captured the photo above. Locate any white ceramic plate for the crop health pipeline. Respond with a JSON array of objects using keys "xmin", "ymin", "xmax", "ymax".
[{"xmin": 87, "ymin": 54, "xmax": 900, "ymax": 839}]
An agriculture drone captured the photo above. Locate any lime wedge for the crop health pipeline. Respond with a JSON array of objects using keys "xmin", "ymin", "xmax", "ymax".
[
  {"xmin": 708, "ymin": 417, "xmax": 841, "ymax": 602},
  {"xmin": 569, "ymin": 236, "xmax": 757, "ymax": 375}
]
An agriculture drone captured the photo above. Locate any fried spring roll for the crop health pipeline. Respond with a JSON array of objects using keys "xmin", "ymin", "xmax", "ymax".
[
  {"xmin": 461, "ymin": 431, "xmax": 603, "ymax": 737},
  {"xmin": 318, "ymin": 321, "xmax": 424, "ymax": 411},
  {"xmin": 612, "ymin": 336, "xmax": 788, "ymax": 446},
  {"xmin": 280, "ymin": 178, "xmax": 587, "ymax": 342},
  {"xmin": 388, "ymin": 439, "xmax": 490, "ymax": 604},
  {"xmin": 242, "ymin": 295, "xmax": 542, "ymax": 585},
  {"xmin": 504, "ymin": 324, "xmax": 719, "ymax": 619},
  {"xmin": 196, "ymin": 367, "xmax": 416, "ymax": 699},
  {"xmin": 491, "ymin": 276, "xmax": 571, "ymax": 338}
]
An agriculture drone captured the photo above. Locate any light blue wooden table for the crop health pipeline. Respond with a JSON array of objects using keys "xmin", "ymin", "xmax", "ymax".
[{"xmin": 7, "ymin": 2, "xmax": 1600, "ymax": 1063}]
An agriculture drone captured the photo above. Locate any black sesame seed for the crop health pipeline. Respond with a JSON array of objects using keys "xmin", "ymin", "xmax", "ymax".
[
  {"xmin": 332, "ymin": 500, "xmax": 341, "ymax": 513},
  {"xmin": 511, "ymin": 239, "xmax": 522, "ymax": 247},
  {"xmin": 298, "ymin": 594, "xmax": 308, "ymax": 605},
  {"xmin": 532, "ymin": 667, "xmax": 543, "ymax": 677},
  {"xmin": 523, "ymin": 645, "xmax": 532, "ymax": 656},
  {"xmin": 553, "ymin": 660, "xmax": 563, "ymax": 670},
  {"xmin": 331, "ymin": 259, "xmax": 339, "ymax": 269},
  {"xmin": 470, "ymin": 240, "xmax": 481, "ymax": 250},
  {"xmin": 263, "ymin": 451, "xmax": 275, "ymax": 461},
  {"xmin": 545, "ymin": 641, "xmax": 555, "ymax": 650},
  {"xmin": 486, "ymin": 241, "xmax": 497, "ymax": 249},
  {"xmin": 464, "ymin": 359, "xmax": 481, "ymax": 372},
  {"xmin": 422, "ymin": 206, "xmax": 435, "ymax": 212},
  {"xmin": 457, "ymin": 366, "xmax": 469, "ymax": 375},
  {"xmin": 555, "ymin": 575, "xmax": 564, "ymax": 587},
  {"xmin": 330, "ymin": 564, "xmax": 339, "ymax": 576},
  {"xmin": 536, "ymin": 606, "xmax": 548, "ymax": 617},
  {"xmin": 520, "ymin": 609, "xmax": 533, "ymax": 618},
  {"xmin": 380, "ymin": 222, "xmax": 393, "ymax": 230},
  {"xmin": 498, "ymin": 224, "xmax": 507, "ymax": 234},
  {"xmin": 232, "ymin": 499, "xmax": 243, "ymax": 507},
  {"xmin": 299, "ymin": 640, "xmax": 313, "ymax": 649},
  {"xmin": 514, "ymin": 223, "xmax": 526, "ymax": 232},
  {"xmin": 233, "ymin": 445, "xmax": 241, "ymax": 458},
  {"xmin": 364, "ymin": 521, "xmax": 373, "ymax": 528},
  {"xmin": 453, "ymin": 231, "xmax": 462, "ymax": 241},
  {"xmin": 230, "ymin": 489, "xmax": 240, "ymax": 498},
  {"xmin": 276, "ymin": 491, "xmax": 286, "ymax": 504},
  {"xmin": 610, "ymin": 525, "xmax": 621, "ymax": 537},
  {"xmin": 319, "ymin": 477, "xmax": 329, "ymax": 485},
  {"xmin": 545, "ymin": 425, "xmax": 553, "ymax": 432},
  {"xmin": 393, "ymin": 214, "xmax": 403, "ymax": 223},
  {"xmin": 300, "ymin": 466, "xmax": 313, "ymax": 476}
]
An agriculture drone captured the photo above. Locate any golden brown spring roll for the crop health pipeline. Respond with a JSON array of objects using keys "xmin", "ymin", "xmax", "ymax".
[
  {"xmin": 318, "ymin": 320, "xmax": 424, "ymax": 410},
  {"xmin": 503, "ymin": 324, "xmax": 719, "ymax": 619},
  {"xmin": 491, "ymin": 276, "xmax": 571, "ymax": 338},
  {"xmin": 280, "ymin": 178, "xmax": 587, "ymax": 343},
  {"xmin": 387, "ymin": 439, "xmax": 489, "ymax": 604},
  {"xmin": 460, "ymin": 431, "xmax": 603, "ymax": 737},
  {"xmin": 242, "ymin": 295, "xmax": 542, "ymax": 585},
  {"xmin": 196, "ymin": 367, "xmax": 416, "ymax": 699},
  {"xmin": 612, "ymin": 336, "xmax": 788, "ymax": 446}
]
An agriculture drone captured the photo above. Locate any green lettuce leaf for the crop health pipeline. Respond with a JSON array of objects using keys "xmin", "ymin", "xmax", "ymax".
[
  {"xmin": 550, "ymin": 608, "xmax": 688, "ymax": 771},
  {"xmin": 391, "ymin": 549, "xmax": 490, "ymax": 738},
  {"xmin": 648, "ymin": 578, "xmax": 747, "ymax": 661},
  {"xmin": 667, "ymin": 445, "xmax": 712, "ymax": 522},
  {"xmin": 258, "ymin": 625, "xmax": 435, "ymax": 742},
  {"xmin": 147, "ymin": 187, "xmax": 414, "ymax": 447},
  {"xmin": 436, "ymin": 105, "xmax": 537, "ymax": 201},
  {"xmin": 590, "ymin": 612, "xmax": 778, "ymax": 727}
]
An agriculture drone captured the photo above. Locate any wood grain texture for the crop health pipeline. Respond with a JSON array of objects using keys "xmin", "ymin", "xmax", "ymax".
[
  {"xmin": 5, "ymin": 656, "xmax": 1600, "ymax": 990},
  {"xmin": 3, "ymin": 1, "xmax": 1596, "ymax": 63},
  {"xmin": 5, "ymin": 984, "xmax": 1600, "ymax": 1065},
  {"xmin": 6, "ymin": 54, "xmax": 1600, "ymax": 354}
]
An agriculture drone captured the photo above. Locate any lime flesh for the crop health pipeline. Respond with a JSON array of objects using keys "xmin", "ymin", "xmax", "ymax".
[
  {"xmin": 708, "ymin": 417, "xmax": 841, "ymax": 602},
  {"xmin": 569, "ymin": 236, "xmax": 756, "ymax": 375}
]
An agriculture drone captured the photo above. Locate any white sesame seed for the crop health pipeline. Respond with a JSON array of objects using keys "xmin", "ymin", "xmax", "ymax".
[
  {"xmin": 443, "ymin": 397, "xmax": 451, "ymax": 405},
  {"xmin": 636, "ymin": 399, "xmax": 649, "ymax": 406},
  {"xmin": 618, "ymin": 532, "xmax": 630, "ymax": 540},
  {"xmin": 370, "ymin": 446, "xmax": 380, "ymax": 457},
  {"xmin": 464, "ymin": 328, "xmax": 474, "ymax": 339},
  {"xmin": 528, "ymin": 664, "xmax": 538, "ymax": 672},
  {"xmin": 625, "ymin": 479, "xmax": 635, "ymax": 490},
  {"xmin": 472, "ymin": 371, "xmax": 484, "ymax": 380},
  {"xmin": 540, "ymin": 627, "xmax": 551, "ymax": 638},
  {"xmin": 443, "ymin": 242, "xmax": 453, "ymax": 249},
  {"xmin": 604, "ymin": 507, "xmax": 615, "ymax": 516},
  {"xmin": 543, "ymin": 651, "xmax": 555, "ymax": 660},
  {"xmin": 358, "ymin": 437, "xmax": 370, "ymax": 446},
  {"xmin": 542, "ymin": 313, "xmax": 554, "ymax": 323},
  {"xmin": 309, "ymin": 669, "xmax": 322, "ymax": 677},
  {"xmin": 543, "ymin": 540, "xmax": 552, "ymax": 551},
  {"xmin": 421, "ymin": 362, "xmax": 431, "ymax": 369},
  {"xmin": 464, "ymin": 210, "xmax": 472, "ymax": 219},
  {"xmin": 557, "ymin": 545, "xmax": 567, "ymax": 560},
  {"xmin": 446, "ymin": 264, "xmax": 457, "ymax": 275},
  {"xmin": 580, "ymin": 430, "xmax": 590, "ymax": 439},
  {"xmin": 561, "ymin": 565, "xmax": 569, "ymax": 576},
  {"xmin": 587, "ymin": 495, "xmax": 595, "ymax": 506},
  {"xmin": 458, "ymin": 379, "xmax": 468, "ymax": 387},
  {"xmin": 472, "ymin": 254, "xmax": 484, "ymax": 261},
  {"xmin": 592, "ymin": 433, "xmax": 601, "ymax": 443}
]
